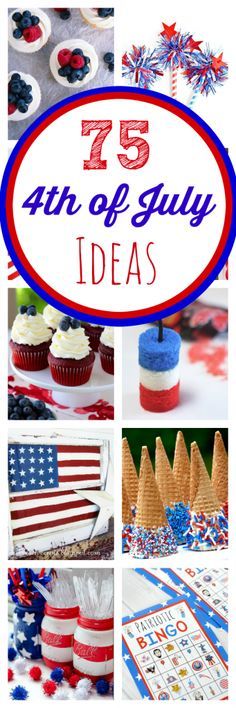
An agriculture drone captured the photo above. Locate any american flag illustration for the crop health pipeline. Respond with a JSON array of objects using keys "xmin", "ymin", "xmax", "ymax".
[
  {"xmin": 8, "ymin": 258, "xmax": 19, "ymax": 281},
  {"xmin": 9, "ymin": 443, "xmax": 101, "ymax": 540}
]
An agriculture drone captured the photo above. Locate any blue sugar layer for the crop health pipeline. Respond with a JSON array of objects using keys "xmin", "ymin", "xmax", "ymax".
[
  {"xmin": 139, "ymin": 327, "xmax": 181, "ymax": 371},
  {"xmin": 166, "ymin": 502, "xmax": 190, "ymax": 545}
]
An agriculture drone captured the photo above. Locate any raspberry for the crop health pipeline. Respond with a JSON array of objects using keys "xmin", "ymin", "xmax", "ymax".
[
  {"xmin": 23, "ymin": 25, "xmax": 42, "ymax": 43},
  {"xmin": 8, "ymin": 103, "xmax": 17, "ymax": 115},
  {"xmin": 58, "ymin": 48, "xmax": 72, "ymax": 67},
  {"xmin": 70, "ymin": 54, "xmax": 85, "ymax": 69}
]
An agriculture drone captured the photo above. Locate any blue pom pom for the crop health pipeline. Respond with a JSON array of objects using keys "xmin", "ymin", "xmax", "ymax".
[
  {"xmin": 50, "ymin": 667, "xmax": 64, "ymax": 683},
  {"xmin": 10, "ymin": 685, "xmax": 28, "ymax": 700},
  {"xmin": 8, "ymin": 647, "xmax": 17, "ymax": 661},
  {"xmin": 96, "ymin": 678, "xmax": 110, "ymax": 695}
]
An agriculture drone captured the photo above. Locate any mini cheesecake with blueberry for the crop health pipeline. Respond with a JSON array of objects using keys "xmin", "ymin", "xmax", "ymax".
[
  {"xmin": 8, "ymin": 71, "xmax": 41, "ymax": 121},
  {"xmin": 8, "ymin": 8, "xmax": 51, "ymax": 53},
  {"xmin": 50, "ymin": 39, "xmax": 98, "ymax": 87},
  {"xmin": 80, "ymin": 8, "xmax": 114, "ymax": 30},
  {"xmin": 10, "ymin": 305, "xmax": 52, "ymax": 371},
  {"xmin": 48, "ymin": 317, "xmax": 95, "ymax": 386}
]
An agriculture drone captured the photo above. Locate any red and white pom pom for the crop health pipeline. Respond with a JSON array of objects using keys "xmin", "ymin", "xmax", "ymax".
[
  {"xmin": 8, "ymin": 668, "xmax": 14, "ymax": 681},
  {"xmin": 42, "ymin": 679, "xmax": 57, "ymax": 696},
  {"xmin": 75, "ymin": 678, "xmax": 93, "ymax": 699},
  {"xmin": 14, "ymin": 657, "xmax": 27, "ymax": 674},
  {"xmin": 29, "ymin": 666, "xmax": 42, "ymax": 681}
]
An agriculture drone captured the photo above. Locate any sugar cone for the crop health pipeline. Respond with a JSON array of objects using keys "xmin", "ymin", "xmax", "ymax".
[
  {"xmin": 173, "ymin": 431, "xmax": 190, "ymax": 504},
  {"xmin": 122, "ymin": 438, "xmax": 138, "ymax": 508},
  {"xmin": 155, "ymin": 437, "xmax": 179, "ymax": 507},
  {"xmin": 211, "ymin": 431, "xmax": 228, "ymax": 505},
  {"xmin": 122, "ymin": 478, "xmax": 133, "ymax": 525},
  {"xmin": 191, "ymin": 442, "xmax": 221, "ymax": 515},
  {"xmin": 135, "ymin": 446, "xmax": 167, "ymax": 528}
]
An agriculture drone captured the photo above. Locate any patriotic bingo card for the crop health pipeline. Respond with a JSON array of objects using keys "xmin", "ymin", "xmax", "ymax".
[
  {"xmin": 163, "ymin": 569, "xmax": 228, "ymax": 627},
  {"xmin": 122, "ymin": 599, "xmax": 228, "ymax": 701}
]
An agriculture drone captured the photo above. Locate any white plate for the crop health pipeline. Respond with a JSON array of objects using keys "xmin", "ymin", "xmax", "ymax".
[{"xmin": 11, "ymin": 352, "xmax": 113, "ymax": 406}]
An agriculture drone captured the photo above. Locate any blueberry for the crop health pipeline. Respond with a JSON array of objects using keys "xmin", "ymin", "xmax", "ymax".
[
  {"xmin": 13, "ymin": 28, "xmax": 23, "ymax": 39},
  {"xmin": 84, "ymin": 56, "xmax": 91, "ymax": 64},
  {"xmin": 22, "ymin": 10, "xmax": 32, "ymax": 17},
  {"xmin": 27, "ymin": 413, "xmax": 37, "ymax": 420},
  {"xmin": 19, "ymin": 304, "xmax": 27, "ymax": 314},
  {"xmin": 104, "ymin": 52, "xmax": 114, "ymax": 64},
  {"xmin": 27, "ymin": 305, "xmax": 36, "ymax": 316},
  {"xmin": 19, "ymin": 397, "xmax": 30, "ymax": 407},
  {"xmin": 12, "ymin": 11, "xmax": 22, "ymax": 22},
  {"xmin": 8, "ymin": 395, "xmax": 15, "ymax": 404},
  {"xmin": 33, "ymin": 400, "xmax": 46, "ymax": 411},
  {"xmin": 17, "ymin": 99, "xmax": 28, "ymax": 113},
  {"xmin": 15, "ymin": 394, "xmax": 25, "ymax": 402},
  {"xmin": 59, "ymin": 317, "xmax": 71, "ymax": 330},
  {"xmin": 98, "ymin": 8, "xmax": 114, "ymax": 17},
  {"xmin": 67, "ymin": 72, "xmax": 79, "ymax": 83},
  {"xmin": 58, "ymin": 66, "xmax": 71, "ymax": 77},
  {"xmin": 25, "ymin": 84, "xmax": 32, "ymax": 92},
  {"xmin": 60, "ymin": 9, "xmax": 71, "ymax": 20},
  {"xmin": 13, "ymin": 405, "xmax": 22, "ymax": 415},
  {"xmin": 19, "ymin": 79, "xmax": 26, "ymax": 89},
  {"xmin": 11, "ymin": 72, "xmax": 21, "ymax": 80},
  {"xmin": 10, "ymin": 413, "xmax": 20, "ymax": 420},
  {"xmin": 75, "ymin": 69, "xmax": 83, "ymax": 81},
  {"xmin": 72, "ymin": 48, "xmax": 84, "ymax": 56},
  {"xmin": 11, "ymin": 81, "xmax": 21, "ymax": 94},
  {"xmin": 38, "ymin": 414, "xmax": 48, "ymax": 420},
  {"xmin": 108, "ymin": 62, "xmax": 114, "ymax": 72},
  {"xmin": 20, "ymin": 17, "xmax": 32, "ymax": 29},
  {"xmin": 31, "ymin": 15, "xmax": 40, "ymax": 25},
  {"xmin": 25, "ymin": 94, "xmax": 33, "ymax": 104},
  {"xmin": 20, "ymin": 88, "xmax": 31, "ymax": 101},
  {"xmin": 82, "ymin": 65, "xmax": 90, "ymax": 76},
  {"xmin": 70, "ymin": 318, "xmax": 80, "ymax": 329},
  {"xmin": 8, "ymin": 92, "xmax": 15, "ymax": 103},
  {"xmin": 23, "ymin": 406, "xmax": 33, "ymax": 416}
]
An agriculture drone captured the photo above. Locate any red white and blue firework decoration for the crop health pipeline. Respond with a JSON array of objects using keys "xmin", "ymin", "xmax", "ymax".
[
  {"xmin": 156, "ymin": 22, "xmax": 202, "ymax": 98},
  {"xmin": 122, "ymin": 45, "xmax": 163, "ymax": 89},
  {"xmin": 184, "ymin": 47, "xmax": 228, "ymax": 107}
]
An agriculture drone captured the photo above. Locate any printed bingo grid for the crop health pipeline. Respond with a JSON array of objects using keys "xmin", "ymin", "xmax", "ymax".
[
  {"xmin": 122, "ymin": 600, "xmax": 228, "ymax": 700},
  {"xmin": 174, "ymin": 569, "xmax": 228, "ymax": 621}
]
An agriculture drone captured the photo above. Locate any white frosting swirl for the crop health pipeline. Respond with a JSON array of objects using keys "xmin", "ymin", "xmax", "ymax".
[
  {"xmin": 43, "ymin": 305, "xmax": 65, "ymax": 330},
  {"xmin": 8, "ymin": 8, "xmax": 51, "ymax": 53},
  {"xmin": 11, "ymin": 312, "xmax": 52, "ymax": 346},
  {"xmin": 100, "ymin": 326, "xmax": 114, "ymax": 348},
  {"xmin": 80, "ymin": 8, "xmax": 114, "ymax": 30},
  {"xmin": 50, "ymin": 326, "xmax": 91, "ymax": 360}
]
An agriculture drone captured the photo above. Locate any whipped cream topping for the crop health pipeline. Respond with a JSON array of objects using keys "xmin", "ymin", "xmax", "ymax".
[
  {"xmin": 100, "ymin": 326, "xmax": 114, "ymax": 349},
  {"xmin": 80, "ymin": 8, "xmax": 114, "ymax": 30},
  {"xmin": 43, "ymin": 305, "xmax": 65, "ymax": 330},
  {"xmin": 8, "ymin": 8, "xmax": 51, "ymax": 53},
  {"xmin": 50, "ymin": 326, "xmax": 91, "ymax": 360},
  {"xmin": 11, "ymin": 312, "xmax": 52, "ymax": 346}
]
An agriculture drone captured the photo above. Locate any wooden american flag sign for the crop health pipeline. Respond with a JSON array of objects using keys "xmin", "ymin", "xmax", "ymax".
[{"xmin": 9, "ymin": 440, "xmax": 102, "ymax": 541}]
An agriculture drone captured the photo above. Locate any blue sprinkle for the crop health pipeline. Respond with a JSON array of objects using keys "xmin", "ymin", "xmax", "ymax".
[
  {"xmin": 166, "ymin": 502, "xmax": 190, "ymax": 545},
  {"xmin": 10, "ymin": 685, "xmax": 28, "ymax": 700}
]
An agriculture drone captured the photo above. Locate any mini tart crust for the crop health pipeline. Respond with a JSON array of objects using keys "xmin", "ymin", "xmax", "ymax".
[
  {"xmin": 8, "ymin": 70, "xmax": 41, "ymax": 121},
  {"xmin": 49, "ymin": 39, "xmax": 98, "ymax": 88},
  {"xmin": 80, "ymin": 8, "xmax": 114, "ymax": 30},
  {"xmin": 8, "ymin": 8, "xmax": 51, "ymax": 53}
]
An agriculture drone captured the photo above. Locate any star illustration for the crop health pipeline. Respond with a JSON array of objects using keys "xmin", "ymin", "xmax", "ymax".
[
  {"xmin": 38, "ymin": 447, "xmax": 44, "ymax": 453},
  {"xmin": 20, "ymin": 648, "xmax": 32, "ymax": 659},
  {"xmin": 74, "ymin": 490, "xmax": 113, "ymax": 539},
  {"xmin": 21, "ymin": 482, "xmax": 26, "ymax": 489},
  {"xmin": 172, "ymin": 684, "xmax": 181, "ymax": 693},
  {"xmin": 39, "ymin": 481, "xmax": 45, "ymax": 487},
  {"xmin": 123, "ymin": 654, "xmax": 130, "ymax": 662},
  {"xmin": 29, "ymin": 447, "xmax": 34, "ymax": 453},
  {"xmin": 161, "ymin": 22, "xmax": 177, "ymax": 39},
  {"xmin": 165, "ymin": 644, "xmax": 175, "ymax": 652},
  {"xmin": 23, "ymin": 612, "xmax": 35, "ymax": 626},
  {"xmin": 29, "ymin": 457, "xmax": 35, "ymax": 463},
  {"xmin": 30, "ymin": 477, "xmax": 36, "ymax": 485},
  {"xmin": 19, "ymin": 457, "xmax": 25, "ymax": 464},
  {"xmin": 16, "ymin": 631, "xmax": 26, "ymax": 643},
  {"xmin": 9, "ymin": 448, "xmax": 15, "ymax": 455},
  {"xmin": 187, "ymin": 36, "xmax": 202, "ymax": 52},
  {"xmin": 9, "ymin": 470, "xmax": 15, "ymax": 476},
  {"xmin": 47, "ymin": 447, "xmax": 52, "ymax": 453},
  {"xmin": 179, "ymin": 639, "xmax": 188, "ymax": 647},
  {"xmin": 31, "ymin": 634, "xmax": 41, "ymax": 647},
  {"xmin": 39, "ymin": 458, "xmax": 45, "ymax": 464},
  {"xmin": 11, "ymin": 480, "xmax": 16, "ymax": 487},
  {"xmin": 211, "ymin": 52, "xmax": 227, "ymax": 72},
  {"xmin": 19, "ymin": 447, "xmax": 25, "ymax": 453},
  {"xmin": 19, "ymin": 471, "xmax": 26, "ymax": 477},
  {"xmin": 179, "ymin": 669, "xmax": 188, "ymax": 678}
]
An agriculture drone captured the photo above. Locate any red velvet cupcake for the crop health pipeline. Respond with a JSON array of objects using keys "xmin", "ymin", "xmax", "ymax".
[
  {"xmin": 98, "ymin": 326, "xmax": 114, "ymax": 375},
  {"xmin": 81, "ymin": 322, "xmax": 104, "ymax": 352},
  {"xmin": 10, "ymin": 304, "xmax": 52, "ymax": 371},
  {"xmin": 48, "ymin": 317, "xmax": 95, "ymax": 386}
]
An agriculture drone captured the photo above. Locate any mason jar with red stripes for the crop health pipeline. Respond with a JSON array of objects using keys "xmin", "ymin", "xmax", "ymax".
[
  {"xmin": 73, "ymin": 613, "xmax": 114, "ymax": 681},
  {"xmin": 41, "ymin": 603, "xmax": 79, "ymax": 669}
]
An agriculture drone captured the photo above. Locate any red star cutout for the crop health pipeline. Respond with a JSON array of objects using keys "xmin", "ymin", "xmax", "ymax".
[
  {"xmin": 161, "ymin": 22, "xmax": 177, "ymax": 40},
  {"xmin": 187, "ymin": 36, "xmax": 203, "ymax": 52},
  {"xmin": 211, "ymin": 53, "xmax": 228, "ymax": 72}
]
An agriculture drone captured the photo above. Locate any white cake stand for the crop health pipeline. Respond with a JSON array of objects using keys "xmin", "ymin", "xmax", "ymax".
[{"xmin": 10, "ymin": 353, "xmax": 114, "ymax": 407}]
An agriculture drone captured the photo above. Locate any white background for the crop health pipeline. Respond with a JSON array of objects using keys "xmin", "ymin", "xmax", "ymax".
[{"xmin": 0, "ymin": 1, "xmax": 235, "ymax": 707}]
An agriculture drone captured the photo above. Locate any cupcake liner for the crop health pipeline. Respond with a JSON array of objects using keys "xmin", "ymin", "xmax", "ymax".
[
  {"xmin": 136, "ymin": 446, "xmax": 167, "ymax": 528},
  {"xmin": 191, "ymin": 442, "xmax": 221, "ymax": 515},
  {"xmin": 10, "ymin": 339, "xmax": 50, "ymax": 371},
  {"xmin": 211, "ymin": 431, "xmax": 228, "ymax": 504},
  {"xmin": 155, "ymin": 437, "xmax": 180, "ymax": 506},
  {"xmin": 48, "ymin": 351, "xmax": 95, "ymax": 387},
  {"xmin": 173, "ymin": 431, "xmax": 190, "ymax": 504},
  {"xmin": 82, "ymin": 324, "xmax": 104, "ymax": 352},
  {"xmin": 99, "ymin": 342, "xmax": 114, "ymax": 375},
  {"xmin": 122, "ymin": 438, "xmax": 139, "ymax": 509}
]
